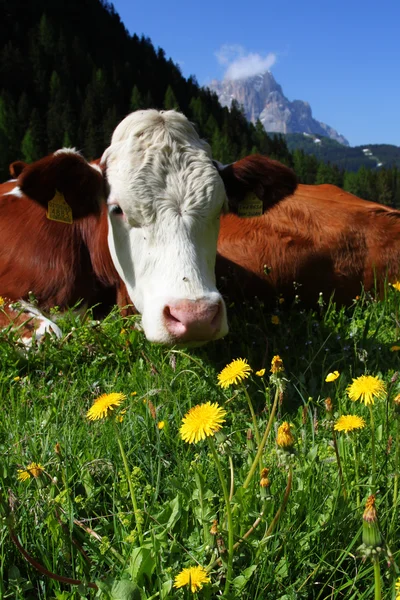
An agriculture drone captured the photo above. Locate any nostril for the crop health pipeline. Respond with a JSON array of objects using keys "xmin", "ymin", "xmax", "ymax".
[{"xmin": 164, "ymin": 305, "xmax": 182, "ymax": 324}]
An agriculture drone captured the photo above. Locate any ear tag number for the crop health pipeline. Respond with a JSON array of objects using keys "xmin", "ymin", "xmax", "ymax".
[
  {"xmin": 238, "ymin": 192, "xmax": 263, "ymax": 218},
  {"xmin": 47, "ymin": 190, "xmax": 73, "ymax": 224}
]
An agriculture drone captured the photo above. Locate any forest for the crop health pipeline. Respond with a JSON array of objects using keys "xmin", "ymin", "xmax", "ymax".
[{"xmin": 1, "ymin": 0, "xmax": 399, "ymax": 207}]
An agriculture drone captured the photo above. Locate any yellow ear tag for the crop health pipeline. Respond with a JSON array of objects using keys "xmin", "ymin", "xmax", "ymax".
[
  {"xmin": 238, "ymin": 192, "xmax": 263, "ymax": 218},
  {"xmin": 47, "ymin": 190, "xmax": 73, "ymax": 224}
]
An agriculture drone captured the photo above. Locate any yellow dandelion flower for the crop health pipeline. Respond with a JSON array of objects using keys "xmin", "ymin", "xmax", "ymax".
[
  {"xmin": 86, "ymin": 392, "xmax": 126, "ymax": 421},
  {"xmin": 180, "ymin": 402, "xmax": 226, "ymax": 444},
  {"xmin": 13, "ymin": 376, "xmax": 21, "ymax": 382},
  {"xmin": 334, "ymin": 414, "xmax": 366, "ymax": 433},
  {"xmin": 270, "ymin": 355, "xmax": 284, "ymax": 373},
  {"xmin": 395, "ymin": 578, "xmax": 400, "ymax": 599},
  {"xmin": 347, "ymin": 375, "xmax": 386, "ymax": 406},
  {"xmin": 391, "ymin": 346, "xmax": 400, "ymax": 352},
  {"xmin": 115, "ymin": 409, "xmax": 127, "ymax": 423},
  {"xmin": 217, "ymin": 358, "xmax": 252, "ymax": 388},
  {"xmin": 157, "ymin": 421, "xmax": 165, "ymax": 430},
  {"xmin": 255, "ymin": 369, "xmax": 266, "ymax": 377},
  {"xmin": 392, "ymin": 282, "xmax": 400, "ymax": 292},
  {"xmin": 325, "ymin": 371, "xmax": 339, "ymax": 382},
  {"xmin": 271, "ymin": 315, "xmax": 280, "ymax": 325},
  {"xmin": 0, "ymin": 296, "xmax": 5, "ymax": 306},
  {"xmin": 174, "ymin": 565, "xmax": 210, "ymax": 593},
  {"xmin": 17, "ymin": 462, "xmax": 44, "ymax": 482},
  {"xmin": 277, "ymin": 422, "xmax": 294, "ymax": 448},
  {"xmin": 131, "ymin": 391, "xmax": 137, "ymax": 396}
]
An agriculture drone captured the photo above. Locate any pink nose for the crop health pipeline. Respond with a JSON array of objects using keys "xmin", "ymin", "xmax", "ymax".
[{"xmin": 163, "ymin": 300, "xmax": 223, "ymax": 342}]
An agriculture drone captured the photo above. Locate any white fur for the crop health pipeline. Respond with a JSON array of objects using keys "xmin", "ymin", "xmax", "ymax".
[
  {"xmin": 8, "ymin": 186, "xmax": 23, "ymax": 198},
  {"xmin": 15, "ymin": 301, "xmax": 62, "ymax": 348},
  {"xmin": 54, "ymin": 148, "xmax": 79, "ymax": 156},
  {"xmin": 102, "ymin": 110, "xmax": 228, "ymax": 344}
]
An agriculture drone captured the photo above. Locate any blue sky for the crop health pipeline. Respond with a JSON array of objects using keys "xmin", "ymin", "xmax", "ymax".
[{"xmin": 112, "ymin": 0, "xmax": 400, "ymax": 147}]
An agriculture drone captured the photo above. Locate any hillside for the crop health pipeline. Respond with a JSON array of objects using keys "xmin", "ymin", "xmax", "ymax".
[
  {"xmin": 0, "ymin": 0, "xmax": 289, "ymax": 178},
  {"xmin": 284, "ymin": 133, "xmax": 400, "ymax": 171}
]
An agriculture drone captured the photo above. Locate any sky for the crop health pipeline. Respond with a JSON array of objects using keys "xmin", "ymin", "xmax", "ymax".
[{"xmin": 111, "ymin": 0, "xmax": 400, "ymax": 147}]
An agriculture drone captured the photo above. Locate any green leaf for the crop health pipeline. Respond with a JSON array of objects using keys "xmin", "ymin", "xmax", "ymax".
[
  {"xmin": 110, "ymin": 580, "xmax": 141, "ymax": 600},
  {"xmin": 128, "ymin": 547, "xmax": 155, "ymax": 585},
  {"xmin": 232, "ymin": 565, "xmax": 257, "ymax": 592}
]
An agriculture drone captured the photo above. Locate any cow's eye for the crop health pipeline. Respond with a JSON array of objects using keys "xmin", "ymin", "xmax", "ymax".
[{"xmin": 109, "ymin": 204, "xmax": 124, "ymax": 216}]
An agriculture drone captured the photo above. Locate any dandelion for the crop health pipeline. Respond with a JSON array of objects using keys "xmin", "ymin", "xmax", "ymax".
[
  {"xmin": 270, "ymin": 355, "xmax": 284, "ymax": 374},
  {"xmin": 217, "ymin": 358, "xmax": 251, "ymax": 389},
  {"xmin": 17, "ymin": 462, "xmax": 44, "ymax": 482},
  {"xmin": 395, "ymin": 578, "xmax": 400, "ymax": 600},
  {"xmin": 174, "ymin": 565, "xmax": 210, "ymax": 593},
  {"xmin": 157, "ymin": 421, "xmax": 165, "ymax": 430},
  {"xmin": 271, "ymin": 315, "xmax": 280, "ymax": 325},
  {"xmin": 115, "ymin": 409, "xmax": 127, "ymax": 423},
  {"xmin": 392, "ymin": 282, "xmax": 400, "ymax": 292},
  {"xmin": 347, "ymin": 375, "xmax": 386, "ymax": 406},
  {"xmin": 260, "ymin": 467, "xmax": 270, "ymax": 487},
  {"xmin": 391, "ymin": 346, "xmax": 400, "ymax": 352},
  {"xmin": 256, "ymin": 368, "xmax": 266, "ymax": 377},
  {"xmin": 362, "ymin": 494, "xmax": 381, "ymax": 548},
  {"xmin": 210, "ymin": 520, "xmax": 218, "ymax": 535},
  {"xmin": 277, "ymin": 422, "xmax": 294, "ymax": 449},
  {"xmin": 180, "ymin": 402, "xmax": 226, "ymax": 444},
  {"xmin": 0, "ymin": 296, "xmax": 4, "ymax": 306},
  {"xmin": 325, "ymin": 371, "xmax": 340, "ymax": 382},
  {"xmin": 86, "ymin": 392, "xmax": 126, "ymax": 421},
  {"xmin": 334, "ymin": 414, "xmax": 366, "ymax": 433},
  {"xmin": 13, "ymin": 376, "xmax": 21, "ymax": 382}
]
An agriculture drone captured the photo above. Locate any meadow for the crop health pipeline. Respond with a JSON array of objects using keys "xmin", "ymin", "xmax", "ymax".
[{"xmin": 1, "ymin": 287, "xmax": 400, "ymax": 599}]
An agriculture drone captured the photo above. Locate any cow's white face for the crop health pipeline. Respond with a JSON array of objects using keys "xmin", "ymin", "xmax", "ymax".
[{"xmin": 102, "ymin": 110, "xmax": 228, "ymax": 346}]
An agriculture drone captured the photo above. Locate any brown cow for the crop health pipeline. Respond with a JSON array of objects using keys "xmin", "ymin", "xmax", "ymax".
[
  {"xmin": 0, "ymin": 111, "xmax": 296, "ymax": 346},
  {"xmin": 217, "ymin": 174, "xmax": 400, "ymax": 306}
]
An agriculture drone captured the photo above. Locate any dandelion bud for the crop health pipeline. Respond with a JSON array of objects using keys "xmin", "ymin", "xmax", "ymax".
[
  {"xmin": 277, "ymin": 422, "xmax": 295, "ymax": 450},
  {"xmin": 324, "ymin": 397, "xmax": 333, "ymax": 414},
  {"xmin": 260, "ymin": 467, "xmax": 270, "ymax": 488},
  {"xmin": 210, "ymin": 519, "xmax": 218, "ymax": 535},
  {"xmin": 270, "ymin": 355, "xmax": 284, "ymax": 374},
  {"xmin": 54, "ymin": 442, "xmax": 61, "ymax": 455},
  {"xmin": 362, "ymin": 495, "xmax": 382, "ymax": 549}
]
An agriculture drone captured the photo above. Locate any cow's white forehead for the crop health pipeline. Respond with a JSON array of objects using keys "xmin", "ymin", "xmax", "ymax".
[{"xmin": 101, "ymin": 110, "xmax": 223, "ymax": 224}]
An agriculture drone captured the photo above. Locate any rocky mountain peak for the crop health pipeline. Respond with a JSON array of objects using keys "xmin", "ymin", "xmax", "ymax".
[{"xmin": 208, "ymin": 71, "xmax": 349, "ymax": 146}]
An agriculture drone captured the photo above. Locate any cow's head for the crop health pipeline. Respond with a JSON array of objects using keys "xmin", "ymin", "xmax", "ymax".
[{"xmin": 18, "ymin": 110, "xmax": 297, "ymax": 346}]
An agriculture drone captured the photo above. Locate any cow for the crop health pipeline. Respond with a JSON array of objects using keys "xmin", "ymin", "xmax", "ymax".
[
  {"xmin": 216, "ymin": 176, "xmax": 400, "ymax": 307},
  {"xmin": 0, "ymin": 109, "xmax": 297, "ymax": 346}
]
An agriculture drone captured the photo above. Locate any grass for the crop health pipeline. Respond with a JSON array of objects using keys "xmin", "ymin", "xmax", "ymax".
[{"xmin": 1, "ymin": 287, "xmax": 400, "ymax": 598}]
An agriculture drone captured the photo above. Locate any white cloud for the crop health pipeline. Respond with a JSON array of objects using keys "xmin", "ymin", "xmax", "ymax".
[{"xmin": 215, "ymin": 44, "xmax": 277, "ymax": 80}]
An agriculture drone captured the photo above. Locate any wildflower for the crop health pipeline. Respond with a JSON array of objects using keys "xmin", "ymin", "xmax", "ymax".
[
  {"xmin": 0, "ymin": 296, "xmax": 4, "ymax": 306},
  {"xmin": 260, "ymin": 467, "xmax": 270, "ymax": 487},
  {"xmin": 391, "ymin": 346, "xmax": 400, "ymax": 352},
  {"xmin": 180, "ymin": 402, "xmax": 226, "ymax": 444},
  {"xmin": 277, "ymin": 422, "xmax": 294, "ymax": 449},
  {"xmin": 362, "ymin": 494, "xmax": 382, "ymax": 548},
  {"xmin": 131, "ymin": 391, "xmax": 137, "ymax": 396},
  {"xmin": 17, "ymin": 462, "xmax": 44, "ymax": 482},
  {"xmin": 324, "ymin": 397, "xmax": 333, "ymax": 413},
  {"xmin": 270, "ymin": 355, "xmax": 284, "ymax": 374},
  {"xmin": 13, "ymin": 376, "xmax": 21, "ymax": 382},
  {"xmin": 210, "ymin": 520, "xmax": 218, "ymax": 535},
  {"xmin": 115, "ymin": 409, "xmax": 127, "ymax": 423},
  {"xmin": 86, "ymin": 392, "xmax": 126, "ymax": 421},
  {"xmin": 325, "ymin": 371, "xmax": 340, "ymax": 382},
  {"xmin": 392, "ymin": 282, "xmax": 400, "ymax": 292},
  {"xmin": 217, "ymin": 358, "xmax": 251, "ymax": 388},
  {"xmin": 255, "ymin": 369, "xmax": 265, "ymax": 377},
  {"xmin": 347, "ymin": 375, "xmax": 386, "ymax": 406},
  {"xmin": 279, "ymin": 296, "xmax": 285, "ymax": 304},
  {"xmin": 157, "ymin": 421, "xmax": 165, "ymax": 430},
  {"xmin": 271, "ymin": 315, "xmax": 280, "ymax": 325},
  {"xmin": 395, "ymin": 578, "xmax": 400, "ymax": 600},
  {"xmin": 174, "ymin": 565, "xmax": 210, "ymax": 593},
  {"xmin": 120, "ymin": 328, "xmax": 127, "ymax": 335},
  {"xmin": 334, "ymin": 415, "xmax": 366, "ymax": 433}
]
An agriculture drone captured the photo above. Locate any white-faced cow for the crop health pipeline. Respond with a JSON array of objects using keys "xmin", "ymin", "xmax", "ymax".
[{"xmin": 0, "ymin": 109, "xmax": 296, "ymax": 346}]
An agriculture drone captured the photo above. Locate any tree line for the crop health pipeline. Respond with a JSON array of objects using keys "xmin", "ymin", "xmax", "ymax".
[{"xmin": 1, "ymin": 0, "xmax": 399, "ymax": 207}]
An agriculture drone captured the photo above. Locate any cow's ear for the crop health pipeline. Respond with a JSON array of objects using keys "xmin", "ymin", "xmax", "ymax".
[
  {"xmin": 9, "ymin": 161, "xmax": 27, "ymax": 178},
  {"xmin": 216, "ymin": 154, "xmax": 297, "ymax": 216},
  {"xmin": 18, "ymin": 151, "xmax": 105, "ymax": 219}
]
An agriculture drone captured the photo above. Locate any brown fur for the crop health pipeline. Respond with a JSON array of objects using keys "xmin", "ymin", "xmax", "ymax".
[{"xmin": 217, "ymin": 176, "xmax": 400, "ymax": 306}]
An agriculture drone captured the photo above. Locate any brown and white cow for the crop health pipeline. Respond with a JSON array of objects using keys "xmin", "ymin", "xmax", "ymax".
[
  {"xmin": 216, "ymin": 177, "xmax": 400, "ymax": 306},
  {"xmin": 0, "ymin": 109, "xmax": 296, "ymax": 346}
]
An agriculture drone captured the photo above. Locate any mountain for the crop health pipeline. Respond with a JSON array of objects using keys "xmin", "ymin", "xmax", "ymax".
[
  {"xmin": 285, "ymin": 133, "xmax": 400, "ymax": 172},
  {"xmin": 208, "ymin": 71, "xmax": 349, "ymax": 146}
]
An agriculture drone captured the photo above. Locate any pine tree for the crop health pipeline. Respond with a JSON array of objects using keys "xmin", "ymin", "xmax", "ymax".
[{"xmin": 164, "ymin": 85, "xmax": 179, "ymax": 110}]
